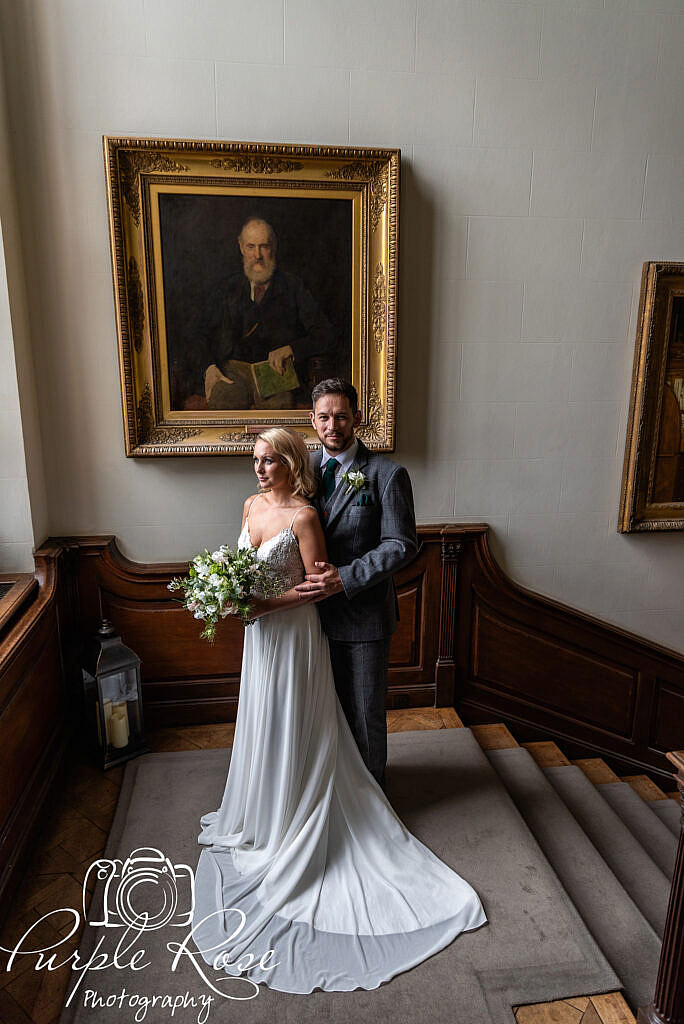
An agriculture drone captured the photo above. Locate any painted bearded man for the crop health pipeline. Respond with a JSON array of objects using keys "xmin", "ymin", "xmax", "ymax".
[{"xmin": 204, "ymin": 217, "xmax": 336, "ymax": 410}]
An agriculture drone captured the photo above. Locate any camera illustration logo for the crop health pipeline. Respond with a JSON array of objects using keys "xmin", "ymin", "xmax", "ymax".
[{"xmin": 83, "ymin": 847, "xmax": 195, "ymax": 932}]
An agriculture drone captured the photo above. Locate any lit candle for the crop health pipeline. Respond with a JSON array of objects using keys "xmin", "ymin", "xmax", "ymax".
[
  {"xmin": 110, "ymin": 713, "xmax": 129, "ymax": 749},
  {"xmin": 103, "ymin": 700, "xmax": 113, "ymax": 744},
  {"xmin": 113, "ymin": 701, "xmax": 130, "ymax": 741}
]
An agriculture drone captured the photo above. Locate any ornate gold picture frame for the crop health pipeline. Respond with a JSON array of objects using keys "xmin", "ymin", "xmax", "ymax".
[
  {"xmin": 103, "ymin": 137, "xmax": 399, "ymax": 456},
  {"xmin": 618, "ymin": 261, "xmax": 684, "ymax": 532}
]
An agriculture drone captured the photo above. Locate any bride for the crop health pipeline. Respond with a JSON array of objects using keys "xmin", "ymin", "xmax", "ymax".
[{"xmin": 191, "ymin": 426, "xmax": 487, "ymax": 994}]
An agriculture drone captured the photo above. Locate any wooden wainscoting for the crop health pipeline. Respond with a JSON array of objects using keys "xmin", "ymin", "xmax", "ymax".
[
  {"xmin": 36, "ymin": 525, "xmax": 684, "ymax": 786},
  {"xmin": 51, "ymin": 527, "xmax": 468, "ymax": 728},
  {"xmin": 0, "ymin": 548, "xmax": 80, "ymax": 925},
  {"xmin": 453, "ymin": 529, "xmax": 684, "ymax": 786}
]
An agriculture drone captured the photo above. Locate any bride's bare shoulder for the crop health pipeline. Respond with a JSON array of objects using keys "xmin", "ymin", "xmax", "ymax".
[
  {"xmin": 291, "ymin": 505, "xmax": 322, "ymax": 535},
  {"xmin": 241, "ymin": 493, "xmax": 262, "ymax": 520},
  {"xmin": 293, "ymin": 504, "xmax": 318, "ymax": 519}
]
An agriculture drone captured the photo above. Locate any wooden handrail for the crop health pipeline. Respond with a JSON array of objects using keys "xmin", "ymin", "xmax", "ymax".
[
  {"xmin": 0, "ymin": 573, "xmax": 38, "ymax": 635},
  {"xmin": 638, "ymin": 750, "xmax": 684, "ymax": 1024}
]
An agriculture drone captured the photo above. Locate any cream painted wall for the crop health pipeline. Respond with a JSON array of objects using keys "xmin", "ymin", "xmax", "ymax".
[
  {"xmin": 0, "ymin": 0, "xmax": 683, "ymax": 651},
  {"xmin": 0, "ymin": 224, "xmax": 33, "ymax": 572},
  {"xmin": 0, "ymin": 50, "xmax": 48, "ymax": 569}
]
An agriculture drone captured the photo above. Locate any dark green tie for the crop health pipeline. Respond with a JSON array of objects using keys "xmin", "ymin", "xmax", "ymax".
[{"xmin": 322, "ymin": 457, "xmax": 339, "ymax": 501}]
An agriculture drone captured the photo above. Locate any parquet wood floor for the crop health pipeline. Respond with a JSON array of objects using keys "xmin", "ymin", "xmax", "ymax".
[{"xmin": 0, "ymin": 709, "xmax": 648, "ymax": 1023}]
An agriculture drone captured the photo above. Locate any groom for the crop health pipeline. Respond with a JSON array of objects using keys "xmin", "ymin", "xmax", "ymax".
[{"xmin": 295, "ymin": 378, "xmax": 418, "ymax": 793}]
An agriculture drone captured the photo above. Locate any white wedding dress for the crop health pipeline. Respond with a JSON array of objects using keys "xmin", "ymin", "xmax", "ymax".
[{"xmin": 191, "ymin": 504, "xmax": 486, "ymax": 993}]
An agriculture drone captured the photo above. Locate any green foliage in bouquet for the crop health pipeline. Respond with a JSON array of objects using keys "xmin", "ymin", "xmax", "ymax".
[{"xmin": 168, "ymin": 545, "xmax": 284, "ymax": 642}]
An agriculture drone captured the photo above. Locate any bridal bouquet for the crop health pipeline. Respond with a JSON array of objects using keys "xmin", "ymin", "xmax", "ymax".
[{"xmin": 168, "ymin": 545, "xmax": 283, "ymax": 642}]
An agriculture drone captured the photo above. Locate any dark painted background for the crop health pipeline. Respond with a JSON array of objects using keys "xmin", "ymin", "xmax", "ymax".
[{"xmin": 157, "ymin": 192, "xmax": 353, "ymax": 409}]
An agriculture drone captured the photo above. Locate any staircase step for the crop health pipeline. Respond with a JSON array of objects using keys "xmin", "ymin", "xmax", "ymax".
[
  {"xmin": 470, "ymin": 723, "xmax": 519, "ymax": 749},
  {"xmin": 486, "ymin": 746, "xmax": 662, "ymax": 1011},
  {"xmin": 523, "ymin": 741, "xmax": 572, "ymax": 766},
  {"xmin": 435, "ymin": 706, "xmax": 465, "ymax": 729},
  {"xmin": 594, "ymin": 781, "xmax": 676, "ymax": 880},
  {"xmin": 650, "ymin": 799, "xmax": 681, "ymax": 838},
  {"xmin": 622, "ymin": 774, "xmax": 669, "ymax": 802},
  {"xmin": 573, "ymin": 758, "xmax": 620, "ymax": 785},
  {"xmin": 620, "ymin": 775, "xmax": 681, "ymax": 837},
  {"xmin": 558, "ymin": 747, "xmax": 675, "ymax": 878},
  {"xmin": 543, "ymin": 765, "xmax": 670, "ymax": 937}
]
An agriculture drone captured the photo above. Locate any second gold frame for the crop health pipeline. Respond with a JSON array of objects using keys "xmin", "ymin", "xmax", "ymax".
[{"xmin": 619, "ymin": 261, "xmax": 684, "ymax": 531}]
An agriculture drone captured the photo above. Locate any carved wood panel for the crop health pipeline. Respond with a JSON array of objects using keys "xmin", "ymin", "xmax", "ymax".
[
  {"xmin": 472, "ymin": 601, "xmax": 637, "ymax": 736},
  {"xmin": 0, "ymin": 550, "xmax": 74, "ymax": 925}
]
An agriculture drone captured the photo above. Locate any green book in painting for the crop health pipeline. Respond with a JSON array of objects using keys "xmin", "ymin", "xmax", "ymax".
[{"xmin": 251, "ymin": 355, "xmax": 299, "ymax": 399}]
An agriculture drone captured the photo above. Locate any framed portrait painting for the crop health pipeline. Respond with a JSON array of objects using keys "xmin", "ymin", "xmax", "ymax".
[
  {"xmin": 103, "ymin": 136, "xmax": 399, "ymax": 455},
  {"xmin": 619, "ymin": 261, "xmax": 684, "ymax": 531}
]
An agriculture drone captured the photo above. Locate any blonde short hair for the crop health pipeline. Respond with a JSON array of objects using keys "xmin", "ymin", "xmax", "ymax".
[{"xmin": 257, "ymin": 427, "xmax": 317, "ymax": 499}]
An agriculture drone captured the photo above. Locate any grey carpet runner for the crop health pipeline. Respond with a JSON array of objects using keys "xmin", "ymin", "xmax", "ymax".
[
  {"xmin": 58, "ymin": 728, "xmax": 618, "ymax": 1024},
  {"xmin": 595, "ymin": 781, "xmax": 676, "ymax": 879},
  {"xmin": 486, "ymin": 747, "xmax": 665, "ymax": 1011},
  {"xmin": 542, "ymin": 765, "xmax": 671, "ymax": 936},
  {"xmin": 651, "ymin": 798, "xmax": 681, "ymax": 837}
]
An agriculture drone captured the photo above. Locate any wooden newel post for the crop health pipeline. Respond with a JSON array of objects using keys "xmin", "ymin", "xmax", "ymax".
[
  {"xmin": 638, "ymin": 750, "xmax": 684, "ymax": 1024},
  {"xmin": 434, "ymin": 538, "xmax": 461, "ymax": 707}
]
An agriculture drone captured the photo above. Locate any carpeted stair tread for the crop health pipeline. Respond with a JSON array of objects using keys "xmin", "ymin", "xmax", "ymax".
[
  {"xmin": 650, "ymin": 798, "xmax": 681, "ymax": 838},
  {"xmin": 486, "ymin": 746, "xmax": 662, "ymax": 1011},
  {"xmin": 595, "ymin": 781, "xmax": 677, "ymax": 880},
  {"xmin": 542, "ymin": 765, "xmax": 670, "ymax": 938}
]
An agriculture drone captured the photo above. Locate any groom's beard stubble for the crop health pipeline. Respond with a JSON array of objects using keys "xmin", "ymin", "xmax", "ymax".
[{"xmin": 322, "ymin": 430, "xmax": 355, "ymax": 454}]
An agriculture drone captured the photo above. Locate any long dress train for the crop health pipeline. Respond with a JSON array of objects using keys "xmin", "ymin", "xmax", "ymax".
[{"xmin": 191, "ymin": 507, "xmax": 486, "ymax": 993}]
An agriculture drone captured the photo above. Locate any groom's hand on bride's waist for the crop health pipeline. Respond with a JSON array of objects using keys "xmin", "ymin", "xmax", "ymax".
[{"xmin": 295, "ymin": 562, "xmax": 345, "ymax": 601}]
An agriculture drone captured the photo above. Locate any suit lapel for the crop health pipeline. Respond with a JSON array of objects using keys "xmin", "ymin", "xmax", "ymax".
[{"xmin": 325, "ymin": 439, "xmax": 370, "ymax": 529}]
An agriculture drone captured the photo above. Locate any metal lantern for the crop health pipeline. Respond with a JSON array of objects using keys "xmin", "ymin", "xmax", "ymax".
[{"xmin": 82, "ymin": 619, "xmax": 148, "ymax": 769}]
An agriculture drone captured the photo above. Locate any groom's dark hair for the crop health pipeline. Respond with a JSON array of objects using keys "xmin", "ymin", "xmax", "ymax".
[{"xmin": 311, "ymin": 378, "xmax": 358, "ymax": 414}]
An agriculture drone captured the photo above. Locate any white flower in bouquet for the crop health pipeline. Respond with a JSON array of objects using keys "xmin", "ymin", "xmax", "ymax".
[{"xmin": 168, "ymin": 545, "xmax": 284, "ymax": 642}]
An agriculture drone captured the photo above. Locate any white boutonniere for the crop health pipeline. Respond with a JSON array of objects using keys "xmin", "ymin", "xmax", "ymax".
[{"xmin": 342, "ymin": 469, "xmax": 367, "ymax": 494}]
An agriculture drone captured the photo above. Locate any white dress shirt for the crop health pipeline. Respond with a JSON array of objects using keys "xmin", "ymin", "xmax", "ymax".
[
  {"xmin": 320, "ymin": 437, "xmax": 359, "ymax": 493},
  {"xmin": 249, "ymin": 279, "xmax": 272, "ymax": 301}
]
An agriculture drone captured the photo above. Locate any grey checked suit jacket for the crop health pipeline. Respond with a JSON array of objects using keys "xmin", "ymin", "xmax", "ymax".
[{"xmin": 312, "ymin": 438, "xmax": 419, "ymax": 642}]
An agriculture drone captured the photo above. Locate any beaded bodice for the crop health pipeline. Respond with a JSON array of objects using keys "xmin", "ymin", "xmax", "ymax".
[{"xmin": 237, "ymin": 510, "xmax": 311, "ymax": 596}]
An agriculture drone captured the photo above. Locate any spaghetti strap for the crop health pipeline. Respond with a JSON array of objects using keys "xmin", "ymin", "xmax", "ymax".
[
  {"xmin": 246, "ymin": 494, "xmax": 262, "ymax": 521},
  {"xmin": 289, "ymin": 504, "xmax": 316, "ymax": 529}
]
